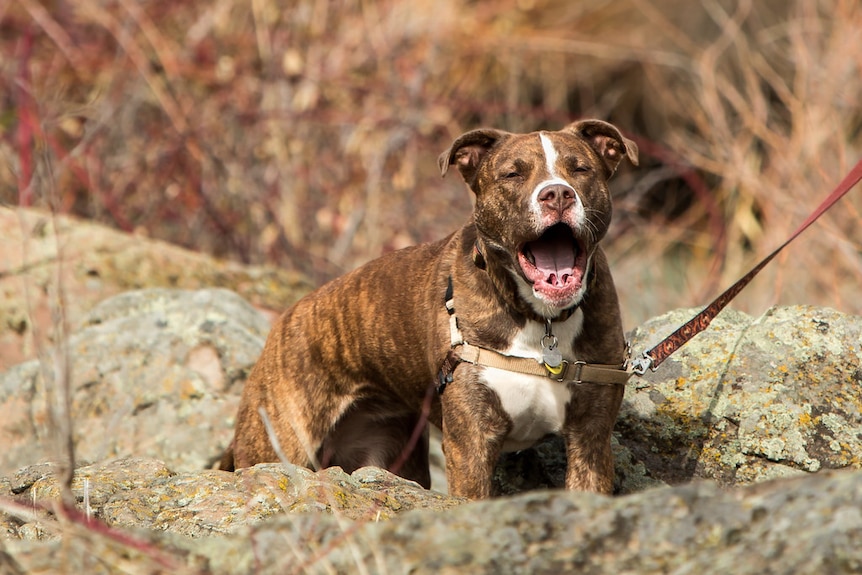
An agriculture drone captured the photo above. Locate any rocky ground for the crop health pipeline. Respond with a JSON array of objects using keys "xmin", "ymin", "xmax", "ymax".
[{"xmin": 2, "ymin": 207, "xmax": 862, "ymax": 573}]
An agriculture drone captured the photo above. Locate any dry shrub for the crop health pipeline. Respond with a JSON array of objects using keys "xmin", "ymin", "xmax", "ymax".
[
  {"xmin": 611, "ymin": 0, "xmax": 862, "ymax": 324},
  {"xmin": 2, "ymin": 0, "xmax": 861, "ymax": 328}
]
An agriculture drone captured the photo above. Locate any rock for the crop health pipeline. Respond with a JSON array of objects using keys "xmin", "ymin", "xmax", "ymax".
[
  {"xmin": 4, "ymin": 465, "xmax": 862, "ymax": 574},
  {"xmin": 0, "ymin": 206, "xmax": 313, "ymax": 370},
  {"xmin": 0, "ymin": 288, "xmax": 271, "ymax": 476},
  {"xmin": 194, "ymin": 468, "xmax": 862, "ymax": 574},
  {"xmin": 621, "ymin": 305, "xmax": 862, "ymax": 486},
  {"xmin": 1, "ymin": 457, "xmax": 462, "ymax": 542}
]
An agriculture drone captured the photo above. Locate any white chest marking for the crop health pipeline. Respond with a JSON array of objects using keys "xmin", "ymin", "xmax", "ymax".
[{"xmin": 481, "ymin": 309, "xmax": 584, "ymax": 452}]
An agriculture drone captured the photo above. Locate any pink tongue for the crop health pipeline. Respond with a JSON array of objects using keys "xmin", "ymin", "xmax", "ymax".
[{"xmin": 531, "ymin": 240, "xmax": 576, "ymax": 287}]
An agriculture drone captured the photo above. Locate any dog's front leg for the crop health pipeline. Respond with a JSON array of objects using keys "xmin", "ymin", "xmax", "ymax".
[
  {"xmin": 440, "ymin": 374, "xmax": 511, "ymax": 499},
  {"xmin": 563, "ymin": 383, "xmax": 625, "ymax": 494}
]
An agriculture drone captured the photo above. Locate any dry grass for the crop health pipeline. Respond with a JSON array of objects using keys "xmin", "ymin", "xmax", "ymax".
[
  {"xmin": 3, "ymin": 0, "xmax": 861, "ymax": 329},
  {"xmin": 611, "ymin": 0, "xmax": 862, "ymax": 325}
]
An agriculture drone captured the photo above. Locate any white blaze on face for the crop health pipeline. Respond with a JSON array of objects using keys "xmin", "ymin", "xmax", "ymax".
[
  {"xmin": 541, "ymin": 132, "xmax": 560, "ymax": 177},
  {"xmin": 530, "ymin": 133, "xmax": 584, "ymax": 229}
]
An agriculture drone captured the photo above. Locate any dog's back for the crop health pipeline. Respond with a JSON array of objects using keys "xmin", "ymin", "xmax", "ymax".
[{"xmin": 223, "ymin": 233, "xmax": 461, "ymax": 486}]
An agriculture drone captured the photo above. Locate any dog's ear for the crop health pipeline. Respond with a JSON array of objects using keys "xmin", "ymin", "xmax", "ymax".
[
  {"xmin": 564, "ymin": 119, "xmax": 639, "ymax": 177},
  {"xmin": 438, "ymin": 129, "xmax": 510, "ymax": 187}
]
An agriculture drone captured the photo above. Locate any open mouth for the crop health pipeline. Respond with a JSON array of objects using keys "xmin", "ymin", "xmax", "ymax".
[{"xmin": 517, "ymin": 224, "xmax": 587, "ymax": 305}]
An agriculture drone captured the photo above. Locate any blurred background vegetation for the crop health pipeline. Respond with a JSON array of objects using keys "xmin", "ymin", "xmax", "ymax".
[{"xmin": 2, "ymin": 0, "xmax": 861, "ymax": 328}]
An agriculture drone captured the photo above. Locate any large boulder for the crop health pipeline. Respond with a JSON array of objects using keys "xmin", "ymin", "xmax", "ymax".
[
  {"xmin": 620, "ymin": 305, "xmax": 862, "ymax": 486},
  {"xmin": 197, "ymin": 468, "xmax": 862, "ymax": 574},
  {"xmin": 4, "ymin": 456, "xmax": 462, "ymax": 541},
  {"xmin": 0, "ymin": 288, "xmax": 271, "ymax": 476},
  {"xmin": 0, "ymin": 206, "xmax": 313, "ymax": 370},
  {"xmin": 4, "ymin": 463, "xmax": 862, "ymax": 574}
]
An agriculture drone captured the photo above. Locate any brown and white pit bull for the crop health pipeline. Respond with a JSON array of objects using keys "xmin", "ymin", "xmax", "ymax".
[{"xmin": 220, "ymin": 119, "xmax": 638, "ymax": 498}]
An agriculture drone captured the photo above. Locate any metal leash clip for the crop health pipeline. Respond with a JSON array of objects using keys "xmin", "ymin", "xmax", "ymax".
[{"xmin": 629, "ymin": 351, "xmax": 655, "ymax": 376}]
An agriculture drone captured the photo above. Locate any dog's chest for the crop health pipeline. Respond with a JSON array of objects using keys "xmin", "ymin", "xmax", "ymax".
[{"xmin": 480, "ymin": 310, "xmax": 583, "ymax": 452}]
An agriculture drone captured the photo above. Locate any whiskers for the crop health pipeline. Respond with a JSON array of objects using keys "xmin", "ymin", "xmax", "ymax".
[{"xmin": 581, "ymin": 207, "xmax": 605, "ymax": 244}]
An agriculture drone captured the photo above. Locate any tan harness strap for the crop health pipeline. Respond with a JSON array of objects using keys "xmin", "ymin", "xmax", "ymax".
[
  {"xmin": 457, "ymin": 342, "xmax": 630, "ymax": 386},
  {"xmin": 436, "ymin": 276, "xmax": 631, "ymax": 395}
]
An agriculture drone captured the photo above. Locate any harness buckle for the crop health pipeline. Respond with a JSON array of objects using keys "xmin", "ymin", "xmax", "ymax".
[
  {"xmin": 570, "ymin": 360, "xmax": 585, "ymax": 384},
  {"xmin": 548, "ymin": 360, "xmax": 586, "ymax": 383}
]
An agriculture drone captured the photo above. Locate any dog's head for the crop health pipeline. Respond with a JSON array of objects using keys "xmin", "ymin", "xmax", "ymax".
[{"xmin": 439, "ymin": 120, "xmax": 638, "ymax": 318}]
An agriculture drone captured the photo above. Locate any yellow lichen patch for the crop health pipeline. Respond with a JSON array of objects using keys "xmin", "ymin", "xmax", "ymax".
[
  {"xmin": 797, "ymin": 412, "xmax": 819, "ymax": 427},
  {"xmin": 330, "ymin": 487, "xmax": 352, "ymax": 508},
  {"xmin": 277, "ymin": 476, "xmax": 289, "ymax": 492},
  {"xmin": 178, "ymin": 378, "xmax": 204, "ymax": 401},
  {"xmin": 700, "ymin": 445, "xmax": 724, "ymax": 464}
]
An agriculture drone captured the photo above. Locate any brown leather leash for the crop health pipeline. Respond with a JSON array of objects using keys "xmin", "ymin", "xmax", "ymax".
[{"xmin": 630, "ymin": 157, "xmax": 862, "ymax": 375}]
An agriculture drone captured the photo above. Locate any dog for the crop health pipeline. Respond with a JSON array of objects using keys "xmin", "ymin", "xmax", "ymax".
[{"xmin": 220, "ymin": 119, "xmax": 638, "ymax": 498}]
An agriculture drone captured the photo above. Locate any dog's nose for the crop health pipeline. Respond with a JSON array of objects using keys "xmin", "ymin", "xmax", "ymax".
[{"xmin": 537, "ymin": 184, "xmax": 575, "ymax": 213}]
